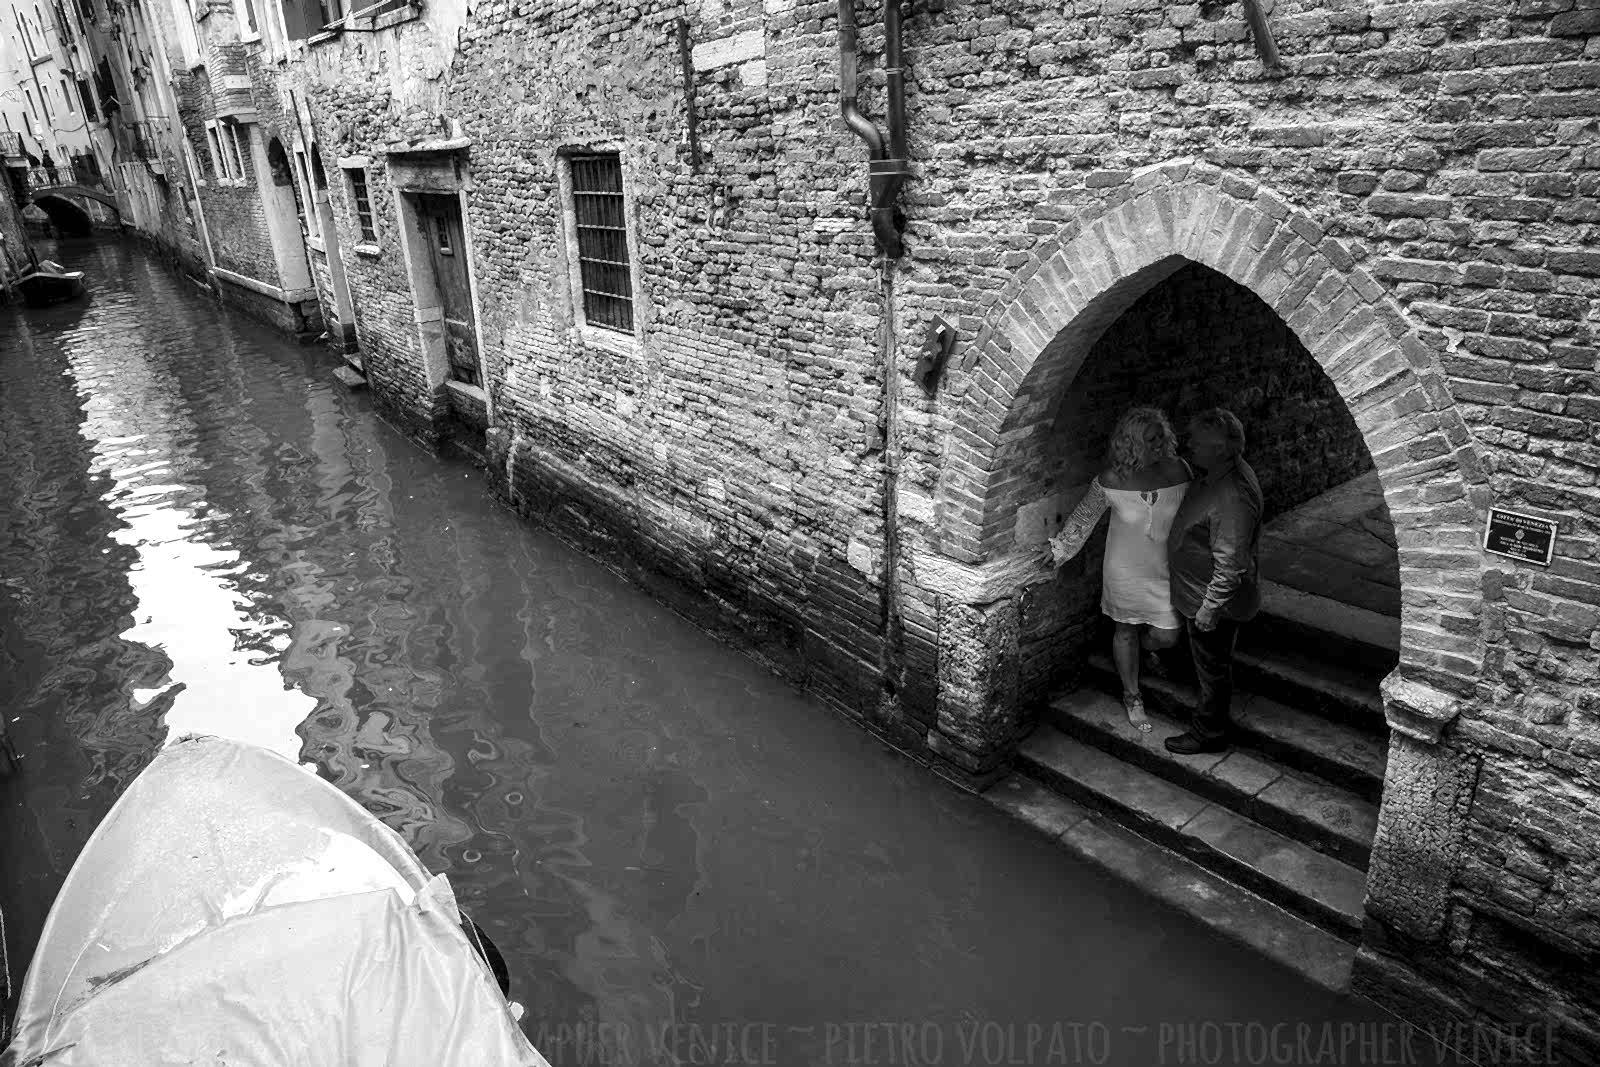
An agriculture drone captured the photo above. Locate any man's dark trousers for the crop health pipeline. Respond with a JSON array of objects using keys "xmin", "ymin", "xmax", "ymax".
[{"xmin": 1184, "ymin": 615, "xmax": 1241, "ymax": 742}]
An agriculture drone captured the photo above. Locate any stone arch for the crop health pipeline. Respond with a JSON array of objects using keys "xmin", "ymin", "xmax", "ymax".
[
  {"xmin": 937, "ymin": 161, "xmax": 1489, "ymax": 733},
  {"xmin": 29, "ymin": 185, "xmax": 121, "ymax": 215}
]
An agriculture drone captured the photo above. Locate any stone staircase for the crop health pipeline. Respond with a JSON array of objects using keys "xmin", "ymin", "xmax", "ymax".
[{"xmin": 987, "ymin": 472, "xmax": 1400, "ymax": 991}]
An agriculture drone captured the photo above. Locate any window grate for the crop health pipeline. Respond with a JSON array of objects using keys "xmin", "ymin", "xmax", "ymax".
[
  {"xmin": 349, "ymin": 168, "xmax": 375, "ymax": 242},
  {"xmin": 569, "ymin": 152, "xmax": 633, "ymax": 334}
]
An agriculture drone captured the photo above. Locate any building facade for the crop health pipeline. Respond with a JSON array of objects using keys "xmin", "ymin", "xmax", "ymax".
[
  {"xmin": 107, "ymin": 0, "xmax": 1600, "ymax": 1056},
  {"xmin": 0, "ymin": 0, "xmax": 130, "ymax": 233}
]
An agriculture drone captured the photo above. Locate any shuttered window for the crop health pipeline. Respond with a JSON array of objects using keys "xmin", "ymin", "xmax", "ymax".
[{"xmin": 568, "ymin": 152, "xmax": 633, "ymax": 334}]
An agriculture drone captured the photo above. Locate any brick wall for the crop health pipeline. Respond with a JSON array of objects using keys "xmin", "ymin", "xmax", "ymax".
[
  {"xmin": 174, "ymin": 60, "xmax": 289, "ymax": 284},
  {"xmin": 0, "ymin": 180, "xmax": 30, "ymax": 280},
  {"xmin": 127, "ymin": 0, "xmax": 1600, "ymax": 1050}
]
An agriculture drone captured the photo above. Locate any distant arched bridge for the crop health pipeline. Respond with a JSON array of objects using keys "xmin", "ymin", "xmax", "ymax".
[{"xmin": 28, "ymin": 177, "xmax": 123, "ymax": 236}]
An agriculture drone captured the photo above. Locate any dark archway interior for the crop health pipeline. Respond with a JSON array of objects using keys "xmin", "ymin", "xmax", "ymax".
[
  {"xmin": 1049, "ymin": 262, "xmax": 1373, "ymax": 519},
  {"xmin": 266, "ymin": 138, "xmax": 295, "ymax": 188},
  {"xmin": 33, "ymin": 196, "xmax": 93, "ymax": 238},
  {"xmin": 1015, "ymin": 262, "xmax": 1398, "ymax": 708}
]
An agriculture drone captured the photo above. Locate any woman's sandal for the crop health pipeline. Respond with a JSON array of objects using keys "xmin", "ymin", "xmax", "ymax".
[{"xmin": 1123, "ymin": 692, "xmax": 1153, "ymax": 733}]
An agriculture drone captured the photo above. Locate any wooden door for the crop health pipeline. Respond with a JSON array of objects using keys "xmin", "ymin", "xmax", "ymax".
[{"xmin": 417, "ymin": 193, "xmax": 480, "ymax": 387}]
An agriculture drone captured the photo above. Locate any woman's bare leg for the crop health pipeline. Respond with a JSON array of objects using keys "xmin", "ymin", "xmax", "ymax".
[{"xmin": 1112, "ymin": 623, "xmax": 1151, "ymax": 732}]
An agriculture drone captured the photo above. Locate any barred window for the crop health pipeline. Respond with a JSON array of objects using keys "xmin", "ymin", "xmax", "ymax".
[
  {"xmin": 348, "ymin": 167, "xmax": 375, "ymax": 243},
  {"xmin": 568, "ymin": 152, "xmax": 633, "ymax": 334}
]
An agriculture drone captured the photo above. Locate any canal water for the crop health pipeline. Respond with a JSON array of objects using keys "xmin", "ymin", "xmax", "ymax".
[{"xmin": 1, "ymin": 239, "xmax": 1395, "ymax": 1065}]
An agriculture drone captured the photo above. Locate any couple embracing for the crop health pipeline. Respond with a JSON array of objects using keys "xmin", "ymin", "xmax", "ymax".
[{"xmin": 1046, "ymin": 407, "xmax": 1263, "ymax": 756}]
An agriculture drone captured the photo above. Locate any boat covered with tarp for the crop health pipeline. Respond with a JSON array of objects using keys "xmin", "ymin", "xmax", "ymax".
[
  {"xmin": 0, "ymin": 735, "xmax": 549, "ymax": 1067},
  {"xmin": 13, "ymin": 261, "xmax": 85, "ymax": 308}
]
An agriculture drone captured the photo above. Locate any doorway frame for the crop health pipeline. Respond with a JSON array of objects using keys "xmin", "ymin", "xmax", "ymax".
[{"xmin": 385, "ymin": 144, "xmax": 493, "ymax": 430}]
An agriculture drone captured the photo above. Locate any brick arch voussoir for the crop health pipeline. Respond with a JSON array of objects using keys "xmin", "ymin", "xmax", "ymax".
[{"xmin": 939, "ymin": 171, "xmax": 1489, "ymax": 687}]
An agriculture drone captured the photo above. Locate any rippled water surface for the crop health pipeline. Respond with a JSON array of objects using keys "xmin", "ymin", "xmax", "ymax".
[{"xmin": 0, "ymin": 240, "xmax": 1389, "ymax": 1064}]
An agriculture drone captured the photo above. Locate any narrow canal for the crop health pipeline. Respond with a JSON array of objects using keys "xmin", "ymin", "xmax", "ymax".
[{"xmin": 1, "ymin": 239, "xmax": 1393, "ymax": 1066}]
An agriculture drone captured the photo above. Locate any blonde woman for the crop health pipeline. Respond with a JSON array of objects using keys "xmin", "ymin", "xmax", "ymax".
[{"xmin": 1045, "ymin": 407, "xmax": 1192, "ymax": 732}]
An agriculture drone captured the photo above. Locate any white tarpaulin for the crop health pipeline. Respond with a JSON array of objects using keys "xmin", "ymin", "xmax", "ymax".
[{"xmin": 2, "ymin": 736, "xmax": 549, "ymax": 1067}]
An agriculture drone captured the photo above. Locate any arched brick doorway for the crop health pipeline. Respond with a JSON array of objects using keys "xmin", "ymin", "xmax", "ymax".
[
  {"xmin": 921, "ymin": 164, "xmax": 1489, "ymax": 756},
  {"xmin": 909, "ymin": 163, "xmax": 1495, "ymax": 982}
]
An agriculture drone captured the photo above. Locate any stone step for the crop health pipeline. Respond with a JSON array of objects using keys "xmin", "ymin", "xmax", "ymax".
[
  {"xmin": 1087, "ymin": 654, "xmax": 1387, "ymax": 803},
  {"xmin": 1047, "ymin": 688, "xmax": 1378, "ymax": 870},
  {"xmin": 1235, "ymin": 614, "xmax": 1395, "ymax": 729},
  {"xmin": 1015, "ymin": 728, "xmax": 1368, "ymax": 943},
  {"xmin": 332, "ymin": 365, "xmax": 367, "ymax": 391},
  {"xmin": 1257, "ymin": 580, "xmax": 1400, "ymax": 667},
  {"xmin": 985, "ymin": 775, "xmax": 1356, "ymax": 992}
]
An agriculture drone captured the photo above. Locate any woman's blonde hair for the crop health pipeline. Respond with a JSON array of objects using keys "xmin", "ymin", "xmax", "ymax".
[{"xmin": 1107, "ymin": 406, "xmax": 1178, "ymax": 479}]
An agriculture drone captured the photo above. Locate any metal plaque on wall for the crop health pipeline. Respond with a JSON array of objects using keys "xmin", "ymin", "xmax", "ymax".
[{"xmin": 1483, "ymin": 508, "xmax": 1558, "ymax": 567}]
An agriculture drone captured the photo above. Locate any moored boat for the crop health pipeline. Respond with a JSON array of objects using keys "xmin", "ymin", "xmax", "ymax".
[
  {"xmin": 0, "ymin": 734, "xmax": 550, "ymax": 1067},
  {"xmin": 14, "ymin": 261, "xmax": 86, "ymax": 308}
]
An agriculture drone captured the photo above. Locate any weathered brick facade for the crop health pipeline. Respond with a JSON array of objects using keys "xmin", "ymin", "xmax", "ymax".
[
  {"xmin": 0, "ymin": 180, "xmax": 30, "ymax": 284},
  {"xmin": 122, "ymin": 0, "xmax": 1600, "ymax": 1054}
]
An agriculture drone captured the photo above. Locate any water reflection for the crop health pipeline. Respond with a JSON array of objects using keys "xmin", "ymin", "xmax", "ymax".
[{"xmin": 1, "ymin": 239, "xmax": 1392, "ymax": 1064}]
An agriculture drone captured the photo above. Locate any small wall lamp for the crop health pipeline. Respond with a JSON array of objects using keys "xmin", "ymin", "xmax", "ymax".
[{"xmin": 916, "ymin": 316, "xmax": 956, "ymax": 393}]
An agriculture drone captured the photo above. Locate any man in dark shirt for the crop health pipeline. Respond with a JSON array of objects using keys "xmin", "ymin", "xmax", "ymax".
[{"xmin": 1163, "ymin": 408, "xmax": 1263, "ymax": 755}]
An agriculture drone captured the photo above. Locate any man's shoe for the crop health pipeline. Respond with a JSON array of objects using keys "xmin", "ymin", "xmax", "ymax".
[{"xmin": 1164, "ymin": 732, "xmax": 1229, "ymax": 755}]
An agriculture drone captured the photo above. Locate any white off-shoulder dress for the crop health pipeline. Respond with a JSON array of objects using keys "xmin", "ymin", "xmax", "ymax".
[{"xmin": 1050, "ymin": 477, "xmax": 1191, "ymax": 630}]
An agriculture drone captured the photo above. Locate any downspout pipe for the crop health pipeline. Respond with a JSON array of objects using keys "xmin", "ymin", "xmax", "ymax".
[{"xmin": 838, "ymin": 0, "xmax": 909, "ymax": 258}]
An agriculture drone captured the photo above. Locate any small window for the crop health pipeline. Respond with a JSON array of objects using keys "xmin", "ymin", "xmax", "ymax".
[
  {"xmin": 234, "ymin": 0, "xmax": 259, "ymax": 36},
  {"xmin": 346, "ymin": 166, "xmax": 375, "ymax": 243},
  {"xmin": 224, "ymin": 123, "xmax": 249, "ymax": 179},
  {"xmin": 61, "ymin": 79, "xmax": 74, "ymax": 113},
  {"xmin": 205, "ymin": 124, "xmax": 224, "ymax": 177},
  {"xmin": 279, "ymin": 0, "xmax": 336, "ymax": 38},
  {"xmin": 293, "ymin": 148, "xmax": 321, "ymax": 239},
  {"xmin": 567, "ymin": 152, "xmax": 634, "ymax": 335}
]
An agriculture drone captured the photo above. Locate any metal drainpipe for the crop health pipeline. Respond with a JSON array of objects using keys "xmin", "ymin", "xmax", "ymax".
[
  {"xmin": 837, "ymin": 0, "xmax": 908, "ymax": 258},
  {"xmin": 838, "ymin": 0, "xmax": 911, "ymax": 703},
  {"xmin": 876, "ymin": 0, "xmax": 908, "ymax": 252},
  {"xmin": 837, "ymin": 0, "xmax": 885, "ymax": 164},
  {"xmin": 877, "ymin": 259, "xmax": 904, "ymax": 703}
]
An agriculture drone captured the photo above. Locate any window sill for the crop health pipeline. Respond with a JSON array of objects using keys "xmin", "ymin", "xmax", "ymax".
[
  {"xmin": 445, "ymin": 379, "xmax": 486, "ymax": 403},
  {"xmin": 369, "ymin": 2, "xmax": 422, "ymax": 30},
  {"xmin": 353, "ymin": 242, "xmax": 381, "ymax": 258},
  {"xmin": 333, "ymin": 1, "xmax": 423, "ymax": 33},
  {"xmin": 306, "ymin": 29, "xmax": 339, "ymax": 45},
  {"xmin": 575, "ymin": 323, "xmax": 638, "ymax": 358}
]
